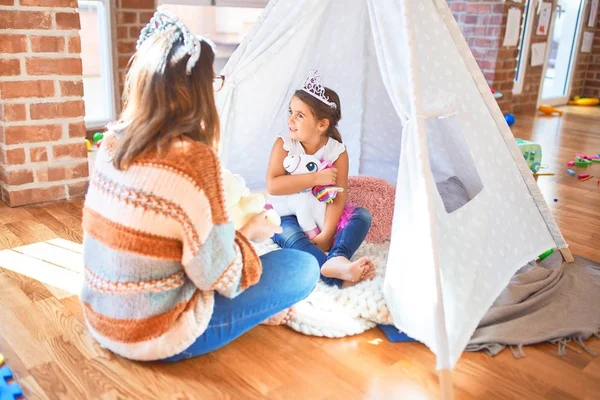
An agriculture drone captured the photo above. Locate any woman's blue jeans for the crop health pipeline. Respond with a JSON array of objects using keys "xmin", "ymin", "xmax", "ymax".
[
  {"xmin": 164, "ymin": 249, "xmax": 319, "ymax": 361},
  {"xmin": 272, "ymin": 207, "xmax": 372, "ymax": 287}
]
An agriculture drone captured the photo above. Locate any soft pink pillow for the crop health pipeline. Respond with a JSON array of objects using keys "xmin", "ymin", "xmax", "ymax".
[{"xmin": 347, "ymin": 176, "xmax": 396, "ymax": 243}]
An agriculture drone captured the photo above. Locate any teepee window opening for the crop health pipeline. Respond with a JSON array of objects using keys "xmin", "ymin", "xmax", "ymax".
[
  {"xmin": 158, "ymin": 0, "xmax": 266, "ymax": 71},
  {"xmin": 425, "ymin": 116, "xmax": 484, "ymax": 214}
]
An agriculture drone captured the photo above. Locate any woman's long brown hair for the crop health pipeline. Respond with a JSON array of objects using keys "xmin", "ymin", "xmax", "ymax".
[{"xmin": 109, "ymin": 31, "xmax": 219, "ymax": 170}]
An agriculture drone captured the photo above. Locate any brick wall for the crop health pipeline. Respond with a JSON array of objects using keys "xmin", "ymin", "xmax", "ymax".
[
  {"xmin": 447, "ymin": 0, "xmax": 521, "ymax": 114},
  {"xmin": 114, "ymin": 0, "xmax": 155, "ymax": 100},
  {"xmin": 0, "ymin": 0, "xmax": 89, "ymax": 207},
  {"xmin": 576, "ymin": 3, "xmax": 600, "ymax": 98}
]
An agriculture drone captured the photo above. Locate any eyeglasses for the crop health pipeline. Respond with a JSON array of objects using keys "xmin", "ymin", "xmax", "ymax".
[{"xmin": 213, "ymin": 75, "xmax": 225, "ymax": 92}]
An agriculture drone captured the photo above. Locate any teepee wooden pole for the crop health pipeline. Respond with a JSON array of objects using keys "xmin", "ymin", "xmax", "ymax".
[{"xmin": 401, "ymin": 1, "xmax": 454, "ymax": 398}]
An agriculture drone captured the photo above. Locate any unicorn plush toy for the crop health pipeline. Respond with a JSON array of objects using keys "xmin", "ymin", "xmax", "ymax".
[{"xmin": 268, "ymin": 154, "xmax": 344, "ymax": 239}]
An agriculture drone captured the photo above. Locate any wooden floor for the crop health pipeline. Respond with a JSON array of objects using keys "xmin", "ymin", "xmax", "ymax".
[{"xmin": 1, "ymin": 106, "xmax": 599, "ymax": 400}]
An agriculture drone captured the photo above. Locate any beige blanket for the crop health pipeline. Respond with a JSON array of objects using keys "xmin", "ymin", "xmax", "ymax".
[{"xmin": 466, "ymin": 252, "xmax": 600, "ymax": 356}]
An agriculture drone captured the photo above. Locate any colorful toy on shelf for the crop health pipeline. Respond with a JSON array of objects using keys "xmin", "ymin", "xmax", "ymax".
[
  {"xmin": 0, "ymin": 354, "xmax": 23, "ymax": 400},
  {"xmin": 85, "ymin": 139, "xmax": 91, "ymax": 151},
  {"xmin": 567, "ymin": 96, "xmax": 600, "ymax": 106},
  {"xmin": 92, "ymin": 132, "xmax": 104, "ymax": 149},
  {"xmin": 538, "ymin": 104, "xmax": 563, "ymax": 116},
  {"xmin": 92, "ymin": 132, "xmax": 104, "ymax": 142},
  {"xmin": 515, "ymin": 138, "xmax": 542, "ymax": 173},
  {"xmin": 491, "ymin": 88, "xmax": 503, "ymax": 99}
]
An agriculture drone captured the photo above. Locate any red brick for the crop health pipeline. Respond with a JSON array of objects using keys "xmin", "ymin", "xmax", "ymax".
[
  {"xmin": 139, "ymin": 12, "xmax": 154, "ymax": 24},
  {"xmin": 21, "ymin": 0, "xmax": 78, "ymax": 6},
  {"xmin": 482, "ymin": 15, "xmax": 504, "ymax": 25},
  {"xmin": 68, "ymin": 122, "xmax": 86, "ymax": 138},
  {"xmin": 60, "ymin": 80, "xmax": 83, "ymax": 97},
  {"xmin": 30, "ymin": 36, "xmax": 65, "ymax": 53},
  {"xmin": 36, "ymin": 161, "xmax": 88, "ymax": 182},
  {"xmin": 26, "ymin": 58, "xmax": 82, "ymax": 75},
  {"xmin": 30, "ymin": 147, "xmax": 49, "ymax": 162},
  {"xmin": 1, "ymin": 104, "xmax": 27, "ymax": 122},
  {"xmin": 5, "ymin": 185, "xmax": 66, "ymax": 207},
  {"xmin": 0, "ymin": 10, "xmax": 53, "ymax": 30},
  {"xmin": 52, "ymin": 142, "xmax": 87, "ymax": 160},
  {"xmin": 117, "ymin": 41, "xmax": 136, "ymax": 54},
  {"xmin": 0, "ymin": 35, "xmax": 27, "ymax": 53},
  {"xmin": 68, "ymin": 181, "xmax": 89, "ymax": 198},
  {"xmin": 450, "ymin": 3, "xmax": 465, "ymax": 13},
  {"xmin": 465, "ymin": 4, "xmax": 492, "ymax": 13},
  {"xmin": 118, "ymin": 55, "xmax": 131, "ymax": 69},
  {"xmin": 116, "ymin": 27, "xmax": 128, "ymax": 39},
  {"xmin": 479, "ymin": 60, "xmax": 497, "ymax": 71},
  {"xmin": 117, "ymin": 12, "xmax": 137, "ymax": 24},
  {"xmin": 129, "ymin": 26, "xmax": 142, "ymax": 39},
  {"xmin": 121, "ymin": 0, "xmax": 155, "ymax": 9},
  {"xmin": 0, "ymin": 59, "xmax": 21, "ymax": 76},
  {"xmin": 460, "ymin": 15, "xmax": 478, "ymax": 24},
  {"xmin": 0, "ymin": 0, "xmax": 14, "ymax": 5},
  {"xmin": 5, "ymin": 125, "xmax": 62, "ymax": 145},
  {"xmin": 67, "ymin": 36, "xmax": 81, "ymax": 53},
  {"xmin": 30, "ymin": 100, "xmax": 85, "ymax": 120},
  {"xmin": 4, "ymin": 169, "xmax": 34, "ymax": 185},
  {"xmin": 475, "ymin": 38, "xmax": 497, "ymax": 48},
  {"xmin": 56, "ymin": 12, "xmax": 81, "ymax": 30},
  {"xmin": 0, "ymin": 80, "xmax": 54, "ymax": 99},
  {"xmin": 4, "ymin": 148, "xmax": 26, "ymax": 165}
]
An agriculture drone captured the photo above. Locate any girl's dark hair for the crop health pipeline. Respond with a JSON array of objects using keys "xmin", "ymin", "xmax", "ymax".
[{"xmin": 293, "ymin": 87, "xmax": 342, "ymax": 143}]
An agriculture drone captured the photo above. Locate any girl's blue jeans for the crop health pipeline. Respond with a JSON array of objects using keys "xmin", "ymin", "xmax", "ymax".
[
  {"xmin": 272, "ymin": 207, "xmax": 372, "ymax": 287},
  {"xmin": 164, "ymin": 249, "xmax": 319, "ymax": 361}
]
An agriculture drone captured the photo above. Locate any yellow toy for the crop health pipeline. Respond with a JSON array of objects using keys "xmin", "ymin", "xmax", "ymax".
[
  {"xmin": 222, "ymin": 168, "xmax": 280, "ymax": 231},
  {"xmin": 568, "ymin": 96, "xmax": 600, "ymax": 106},
  {"xmin": 85, "ymin": 139, "xmax": 91, "ymax": 150},
  {"xmin": 538, "ymin": 104, "xmax": 563, "ymax": 116}
]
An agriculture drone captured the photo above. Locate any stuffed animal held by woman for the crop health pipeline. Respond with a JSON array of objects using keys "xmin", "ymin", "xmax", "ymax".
[{"xmin": 268, "ymin": 154, "xmax": 343, "ymax": 240}]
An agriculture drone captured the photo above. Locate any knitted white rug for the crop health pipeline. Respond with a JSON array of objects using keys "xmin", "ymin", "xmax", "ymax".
[{"xmin": 255, "ymin": 240, "xmax": 394, "ymax": 338}]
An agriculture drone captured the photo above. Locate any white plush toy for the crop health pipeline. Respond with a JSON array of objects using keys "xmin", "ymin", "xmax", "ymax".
[
  {"xmin": 267, "ymin": 154, "xmax": 343, "ymax": 240},
  {"xmin": 222, "ymin": 168, "xmax": 280, "ymax": 231}
]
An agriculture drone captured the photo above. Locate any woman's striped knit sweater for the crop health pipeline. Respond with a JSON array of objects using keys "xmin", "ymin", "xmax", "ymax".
[{"xmin": 81, "ymin": 133, "xmax": 261, "ymax": 361}]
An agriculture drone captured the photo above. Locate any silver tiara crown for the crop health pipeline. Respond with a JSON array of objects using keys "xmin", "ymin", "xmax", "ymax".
[
  {"xmin": 136, "ymin": 8, "xmax": 206, "ymax": 75},
  {"xmin": 300, "ymin": 69, "xmax": 337, "ymax": 109}
]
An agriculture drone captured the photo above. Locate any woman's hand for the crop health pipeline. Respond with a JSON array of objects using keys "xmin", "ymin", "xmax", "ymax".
[
  {"xmin": 313, "ymin": 168, "xmax": 337, "ymax": 186},
  {"xmin": 239, "ymin": 211, "xmax": 283, "ymax": 243},
  {"xmin": 310, "ymin": 231, "xmax": 334, "ymax": 252}
]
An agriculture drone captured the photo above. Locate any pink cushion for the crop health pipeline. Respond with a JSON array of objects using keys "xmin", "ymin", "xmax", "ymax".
[{"xmin": 347, "ymin": 175, "xmax": 395, "ymax": 243}]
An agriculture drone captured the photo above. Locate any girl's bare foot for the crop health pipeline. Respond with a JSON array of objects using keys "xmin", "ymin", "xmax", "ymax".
[
  {"xmin": 261, "ymin": 307, "xmax": 294, "ymax": 326},
  {"xmin": 322, "ymin": 256, "xmax": 377, "ymax": 288},
  {"xmin": 341, "ymin": 258, "xmax": 376, "ymax": 288}
]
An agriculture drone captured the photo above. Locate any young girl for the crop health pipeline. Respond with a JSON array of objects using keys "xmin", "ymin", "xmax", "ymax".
[
  {"xmin": 266, "ymin": 71, "xmax": 376, "ymax": 288},
  {"xmin": 80, "ymin": 10, "xmax": 319, "ymax": 362}
]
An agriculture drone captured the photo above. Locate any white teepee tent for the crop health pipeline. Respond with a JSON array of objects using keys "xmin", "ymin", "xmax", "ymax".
[{"xmin": 215, "ymin": 0, "xmax": 572, "ymax": 392}]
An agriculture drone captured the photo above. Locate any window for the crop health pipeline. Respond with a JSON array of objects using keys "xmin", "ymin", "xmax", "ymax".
[
  {"xmin": 158, "ymin": 1, "xmax": 266, "ymax": 72},
  {"xmin": 513, "ymin": 0, "xmax": 536, "ymax": 95},
  {"xmin": 540, "ymin": 0, "xmax": 585, "ymax": 103},
  {"xmin": 78, "ymin": 0, "xmax": 116, "ymax": 129}
]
